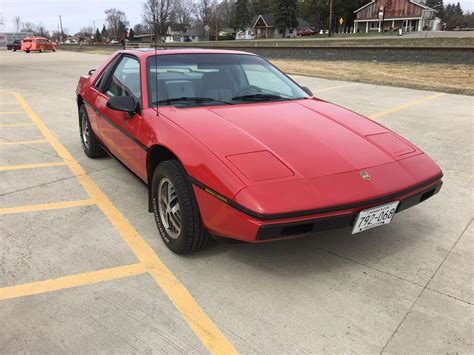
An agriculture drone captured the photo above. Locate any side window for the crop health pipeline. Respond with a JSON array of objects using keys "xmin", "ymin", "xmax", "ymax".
[
  {"xmin": 94, "ymin": 55, "xmax": 120, "ymax": 91},
  {"xmin": 104, "ymin": 56, "xmax": 141, "ymax": 101}
]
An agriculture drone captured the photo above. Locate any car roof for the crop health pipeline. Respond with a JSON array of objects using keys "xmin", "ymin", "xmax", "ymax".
[
  {"xmin": 119, "ymin": 48, "xmax": 257, "ymax": 58},
  {"xmin": 22, "ymin": 36, "xmax": 48, "ymax": 40}
]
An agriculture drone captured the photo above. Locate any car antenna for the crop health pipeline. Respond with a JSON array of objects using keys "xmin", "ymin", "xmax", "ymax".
[{"xmin": 154, "ymin": 24, "xmax": 159, "ymax": 116}]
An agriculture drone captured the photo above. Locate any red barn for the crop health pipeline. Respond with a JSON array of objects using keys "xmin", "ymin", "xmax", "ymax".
[{"xmin": 354, "ymin": 0, "xmax": 437, "ymax": 33}]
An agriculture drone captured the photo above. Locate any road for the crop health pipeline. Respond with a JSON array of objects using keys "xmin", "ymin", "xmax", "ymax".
[{"xmin": 0, "ymin": 50, "xmax": 472, "ymax": 353}]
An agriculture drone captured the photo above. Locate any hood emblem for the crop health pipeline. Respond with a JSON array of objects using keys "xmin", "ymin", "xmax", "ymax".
[{"xmin": 360, "ymin": 171, "xmax": 371, "ymax": 181}]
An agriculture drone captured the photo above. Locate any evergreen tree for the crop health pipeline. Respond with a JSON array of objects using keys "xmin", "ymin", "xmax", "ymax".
[
  {"xmin": 273, "ymin": 0, "xmax": 298, "ymax": 31},
  {"xmin": 234, "ymin": 0, "xmax": 251, "ymax": 30},
  {"xmin": 117, "ymin": 21, "xmax": 127, "ymax": 39},
  {"xmin": 426, "ymin": 0, "xmax": 445, "ymax": 19},
  {"xmin": 95, "ymin": 28, "xmax": 102, "ymax": 42},
  {"xmin": 444, "ymin": 2, "xmax": 466, "ymax": 29},
  {"xmin": 454, "ymin": 2, "xmax": 463, "ymax": 16},
  {"xmin": 251, "ymin": 0, "xmax": 273, "ymax": 17},
  {"xmin": 101, "ymin": 25, "xmax": 108, "ymax": 41}
]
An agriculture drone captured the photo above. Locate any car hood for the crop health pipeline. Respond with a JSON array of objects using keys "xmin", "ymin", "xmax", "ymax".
[{"xmin": 162, "ymin": 99, "xmax": 421, "ymax": 186}]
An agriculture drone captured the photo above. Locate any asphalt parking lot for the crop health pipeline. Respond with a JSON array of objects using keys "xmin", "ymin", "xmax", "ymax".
[{"xmin": 0, "ymin": 50, "xmax": 472, "ymax": 353}]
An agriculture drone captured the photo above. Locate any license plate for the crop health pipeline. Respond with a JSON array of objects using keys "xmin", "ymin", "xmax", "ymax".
[{"xmin": 352, "ymin": 201, "xmax": 399, "ymax": 234}]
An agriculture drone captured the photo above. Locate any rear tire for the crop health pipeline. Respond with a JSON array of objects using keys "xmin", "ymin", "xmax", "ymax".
[
  {"xmin": 25, "ymin": 50, "xmax": 29, "ymax": 53},
  {"xmin": 79, "ymin": 104, "xmax": 106, "ymax": 158},
  {"xmin": 151, "ymin": 160, "xmax": 211, "ymax": 254}
]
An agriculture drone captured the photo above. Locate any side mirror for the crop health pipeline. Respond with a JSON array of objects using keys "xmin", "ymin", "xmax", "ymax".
[
  {"xmin": 106, "ymin": 96, "xmax": 137, "ymax": 116},
  {"xmin": 302, "ymin": 86, "xmax": 313, "ymax": 97}
]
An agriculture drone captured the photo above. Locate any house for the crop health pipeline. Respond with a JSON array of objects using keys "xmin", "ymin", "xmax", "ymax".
[
  {"xmin": 353, "ymin": 0, "xmax": 437, "ymax": 33},
  {"xmin": 164, "ymin": 26, "xmax": 186, "ymax": 43},
  {"xmin": 218, "ymin": 28, "xmax": 236, "ymax": 40},
  {"xmin": 249, "ymin": 14, "xmax": 311, "ymax": 39},
  {"xmin": 182, "ymin": 28, "xmax": 202, "ymax": 42}
]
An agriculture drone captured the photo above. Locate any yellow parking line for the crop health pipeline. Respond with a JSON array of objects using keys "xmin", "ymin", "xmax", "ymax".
[
  {"xmin": 314, "ymin": 83, "xmax": 360, "ymax": 93},
  {"xmin": 0, "ymin": 139, "xmax": 48, "ymax": 146},
  {"xmin": 0, "ymin": 199, "xmax": 96, "ymax": 215},
  {"xmin": 0, "ymin": 111, "xmax": 24, "ymax": 115},
  {"xmin": 0, "ymin": 263, "xmax": 146, "ymax": 301},
  {"xmin": 369, "ymin": 93, "xmax": 446, "ymax": 120},
  {"xmin": 12, "ymin": 91, "xmax": 237, "ymax": 354},
  {"xmin": 0, "ymin": 123, "xmax": 35, "ymax": 127},
  {"xmin": 0, "ymin": 161, "xmax": 67, "ymax": 172}
]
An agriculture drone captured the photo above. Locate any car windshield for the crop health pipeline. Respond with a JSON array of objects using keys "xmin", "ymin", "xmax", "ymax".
[{"xmin": 147, "ymin": 53, "xmax": 308, "ymax": 107}]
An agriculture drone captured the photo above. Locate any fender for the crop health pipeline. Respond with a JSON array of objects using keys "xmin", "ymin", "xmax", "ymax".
[{"xmin": 142, "ymin": 111, "xmax": 246, "ymax": 213}]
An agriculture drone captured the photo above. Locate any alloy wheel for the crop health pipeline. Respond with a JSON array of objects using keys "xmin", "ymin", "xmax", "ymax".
[
  {"xmin": 158, "ymin": 178, "xmax": 182, "ymax": 239},
  {"xmin": 81, "ymin": 112, "xmax": 91, "ymax": 150}
]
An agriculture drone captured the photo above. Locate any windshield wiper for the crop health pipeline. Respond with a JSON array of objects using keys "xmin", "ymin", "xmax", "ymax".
[
  {"xmin": 153, "ymin": 97, "xmax": 232, "ymax": 106},
  {"xmin": 231, "ymin": 94, "xmax": 286, "ymax": 102}
]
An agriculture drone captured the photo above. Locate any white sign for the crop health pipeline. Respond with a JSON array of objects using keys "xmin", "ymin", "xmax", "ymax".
[
  {"xmin": 0, "ymin": 32, "xmax": 33, "ymax": 46},
  {"xmin": 204, "ymin": 25, "xmax": 210, "ymax": 32}
]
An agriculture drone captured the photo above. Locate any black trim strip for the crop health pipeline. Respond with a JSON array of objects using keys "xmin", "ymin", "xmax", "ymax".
[
  {"xmin": 83, "ymin": 99, "xmax": 149, "ymax": 151},
  {"xmin": 189, "ymin": 173, "xmax": 443, "ymax": 221}
]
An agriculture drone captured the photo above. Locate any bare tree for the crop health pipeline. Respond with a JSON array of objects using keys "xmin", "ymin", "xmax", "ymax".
[
  {"xmin": 13, "ymin": 16, "xmax": 21, "ymax": 32},
  {"xmin": 21, "ymin": 22, "xmax": 35, "ymax": 32},
  {"xmin": 174, "ymin": 0, "xmax": 195, "ymax": 32},
  {"xmin": 78, "ymin": 26, "xmax": 94, "ymax": 38},
  {"xmin": 197, "ymin": 0, "xmax": 212, "ymax": 26},
  {"xmin": 105, "ymin": 8, "xmax": 129, "ymax": 40},
  {"xmin": 133, "ymin": 23, "xmax": 146, "ymax": 35},
  {"xmin": 216, "ymin": 0, "xmax": 236, "ymax": 29},
  {"xmin": 35, "ymin": 23, "xmax": 50, "ymax": 37},
  {"xmin": 143, "ymin": 0, "xmax": 175, "ymax": 41}
]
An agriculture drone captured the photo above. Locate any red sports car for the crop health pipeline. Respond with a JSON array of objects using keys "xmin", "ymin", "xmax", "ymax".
[{"xmin": 76, "ymin": 49, "xmax": 443, "ymax": 254}]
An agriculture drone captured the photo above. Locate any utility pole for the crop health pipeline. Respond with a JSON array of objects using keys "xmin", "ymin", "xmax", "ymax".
[
  {"xmin": 328, "ymin": 0, "xmax": 333, "ymax": 38},
  {"xmin": 59, "ymin": 15, "xmax": 64, "ymax": 43},
  {"xmin": 215, "ymin": 15, "xmax": 218, "ymax": 41}
]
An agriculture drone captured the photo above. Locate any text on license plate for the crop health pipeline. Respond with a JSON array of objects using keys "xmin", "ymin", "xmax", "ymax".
[{"xmin": 352, "ymin": 201, "xmax": 400, "ymax": 234}]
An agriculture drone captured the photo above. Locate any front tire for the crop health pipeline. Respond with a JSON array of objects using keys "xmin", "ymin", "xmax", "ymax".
[
  {"xmin": 79, "ymin": 104, "xmax": 106, "ymax": 158},
  {"xmin": 151, "ymin": 160, "xmax": 211, "ymax": 254}
]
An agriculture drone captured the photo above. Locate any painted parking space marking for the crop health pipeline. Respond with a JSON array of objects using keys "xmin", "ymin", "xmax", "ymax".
[
  {"xmin": 0, "ymin": 90, "xmax": 238, "ymax": 355},
  {"xmin": 0, "ymin": 139, "xmax": 48, "ymax": 146},
  {"xmin": 0, "ymin": 123, "xmax": 35, "ymax": 127},
  {"xmin": 0, "ymin": 161, "xmax": 67, "ymax": 172},
  {"xmin": 369, "ymin": 92, "xmax": 446, "ymax": 119},
  {"xmin": 314, "ymin": 83, "xmax": 361, "ymax": 93},
  {"xmin": 0, "ymin": 199, "xmax": 96, "ymax": 215},
  {"xmin": 0, "ymin": 263, "xmax": 147, "ymax": 301},
  {"xmin": 0, "ymin": 111, "xmax": 24, "ymax": 115},
  {"xmin": 0, "ymin": 84, "xmax": 449, "ymax": 354}
]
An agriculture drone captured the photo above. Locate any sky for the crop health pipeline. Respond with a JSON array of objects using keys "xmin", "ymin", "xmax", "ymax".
[
  {"xmin": 1, "ymin": 0, "xmax": 474, "ymax": 34},
  {"xmin": 0, "ymin": 0, "xmax": 144, "ymax": 34}
]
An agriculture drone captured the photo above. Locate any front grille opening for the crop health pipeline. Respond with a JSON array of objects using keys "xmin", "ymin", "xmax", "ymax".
[
  {"xmin": 281, "ymin": 223, "xmax": 313, "ymax": 237},
  {"xmin": 420, "ymin": 189, "xmax": 435, "ymax": 203}
]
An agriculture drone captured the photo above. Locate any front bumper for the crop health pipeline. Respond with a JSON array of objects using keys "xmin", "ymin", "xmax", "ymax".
[{"xmin": 193, "ymin": 178, "xmax": 443, "ymax": 242}]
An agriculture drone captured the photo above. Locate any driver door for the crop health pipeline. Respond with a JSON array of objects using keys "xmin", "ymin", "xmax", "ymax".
[{"xmin": 96, "ymin": 55, "xmax": 147, "ymax": 178}]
